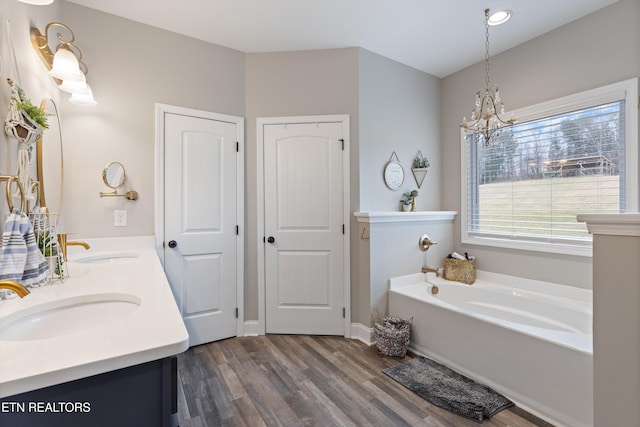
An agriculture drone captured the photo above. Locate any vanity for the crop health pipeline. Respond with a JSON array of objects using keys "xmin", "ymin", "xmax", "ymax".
[
  {"xmin": 0, "ymin": 236, "xmax": 189, "ymax": 426},
  {"xmin": 0, "ymin": 87, "xmax": 186, "ymax": 425}
]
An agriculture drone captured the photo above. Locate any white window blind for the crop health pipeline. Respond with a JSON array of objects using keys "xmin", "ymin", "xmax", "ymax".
[{"xmin": 466, "ymin": 98, "xmax": 627, "ymax": 248}]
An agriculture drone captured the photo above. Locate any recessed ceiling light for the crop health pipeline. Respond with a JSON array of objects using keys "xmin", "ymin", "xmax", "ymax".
[{"xmin": 488, "ymin": 9, "xmax": 512, "ymax": 26}]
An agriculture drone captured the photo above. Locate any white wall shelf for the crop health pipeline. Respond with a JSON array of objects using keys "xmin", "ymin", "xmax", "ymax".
[{"xmin": 354, "ymin": 211, "xmax": 457, "ymax": 224}]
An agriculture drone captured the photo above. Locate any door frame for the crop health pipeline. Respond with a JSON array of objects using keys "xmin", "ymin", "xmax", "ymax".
[
  {"xmin": 257, "ymin": 114, "xmax": 351, "ymax": 337},
  {"xmin": 155, "ymin": 103, "xmax": 245, "ymax": 337}
]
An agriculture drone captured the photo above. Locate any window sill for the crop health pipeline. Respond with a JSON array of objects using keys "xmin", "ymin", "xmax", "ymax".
[{"xmin": 462, "ymin": 235, "xmax": 592, "ymax": 257}]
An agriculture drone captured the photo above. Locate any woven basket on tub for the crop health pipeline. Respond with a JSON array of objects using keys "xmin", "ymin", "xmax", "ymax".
[
  {"xmin": 444, "ymin": 258, "xmax": 476, "ymax": 284},
  {"xmin": 373, "ymin": 309, "xmax": 412, "ymax": 358}
]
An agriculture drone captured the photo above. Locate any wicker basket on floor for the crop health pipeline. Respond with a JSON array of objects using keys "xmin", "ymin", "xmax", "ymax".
[{"xmin": 373, "ymin": 310, "xmax": 412, "ymax": 358}]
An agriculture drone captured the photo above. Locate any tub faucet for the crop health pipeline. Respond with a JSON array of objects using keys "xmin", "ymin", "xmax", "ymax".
[
  {"xmin": 0, "ymin": 280, "xmax": 30, "ymax": 298},
  {"xmin": 421, "ymin": 265, "xmax": 441, "ymax": 277},
  {"xmin": 57, "ymin": 233, "xmax": 91, "ymax": 262}
]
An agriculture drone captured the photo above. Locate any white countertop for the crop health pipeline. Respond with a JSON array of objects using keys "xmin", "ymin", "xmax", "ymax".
[{"xmin": 0, "ymin": 236, "xmax": 189, "ymax": 398}]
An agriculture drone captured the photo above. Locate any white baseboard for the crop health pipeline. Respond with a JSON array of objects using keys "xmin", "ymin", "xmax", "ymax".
[
  {"xmin": 241, "ymin": 320, "xmax": 373, "ymax": 346},
  {"xmin": 350, "ymin": 323, "xmax": 374, "ymax": 346},
  {"xmin": 243, "ymin": 320, "xmax": 261, "ymax": 336}
]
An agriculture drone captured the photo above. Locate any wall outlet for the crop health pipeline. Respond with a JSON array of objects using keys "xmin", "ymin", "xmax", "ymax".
[{"xmin": 114, "ymin": 210, "xmax": 127, "ymax": 227}]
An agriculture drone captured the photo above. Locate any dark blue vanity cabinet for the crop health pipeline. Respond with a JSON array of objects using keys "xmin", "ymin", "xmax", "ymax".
[{"xmin": 0, "ymin": 356, "xmax": 178, "ymax": 427}]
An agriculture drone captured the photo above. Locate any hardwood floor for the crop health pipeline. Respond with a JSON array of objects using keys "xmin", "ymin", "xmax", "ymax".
[{"xmin": 177, "ymin": 335, "xmax": 553, "ymax": 427}]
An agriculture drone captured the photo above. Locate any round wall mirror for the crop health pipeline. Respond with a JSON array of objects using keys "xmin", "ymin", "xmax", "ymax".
[
  {"xmin": 102, "ymin": 162, "xmax": 126, "ymax": 189},
  {"xmin": 36, "ymin": 98, "xmax": 63, "ymax": 217}
]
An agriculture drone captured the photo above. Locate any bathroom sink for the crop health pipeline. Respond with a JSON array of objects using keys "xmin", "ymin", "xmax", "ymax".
[
  {"xmin": 73, "ymin": 252, "xmax": 141, "ymax": 265},
  {"xmin": 0, "ymin": 293, "xmax": 141, "ymax": 341}
]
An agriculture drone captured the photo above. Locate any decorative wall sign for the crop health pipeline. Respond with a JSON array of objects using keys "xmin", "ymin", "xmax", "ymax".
[{"xmin": 383, "ymin": 151, "xmax": 405, "ymax": 190}]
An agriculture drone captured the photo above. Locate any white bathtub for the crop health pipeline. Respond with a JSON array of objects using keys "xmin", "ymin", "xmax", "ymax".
[{"xmin": 388, "ymin": 271, "xmax": 593, "ymax": 427}]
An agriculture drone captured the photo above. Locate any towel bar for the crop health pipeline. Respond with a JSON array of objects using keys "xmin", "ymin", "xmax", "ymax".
[{"xmin": 0, "ymin": 175, "xmax": 25, "ymax": 212}]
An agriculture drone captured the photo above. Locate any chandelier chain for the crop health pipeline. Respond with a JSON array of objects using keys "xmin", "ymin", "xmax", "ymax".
[{"xmin": 484, "ymin": 9, "xmax": 490, "ymax": 89}]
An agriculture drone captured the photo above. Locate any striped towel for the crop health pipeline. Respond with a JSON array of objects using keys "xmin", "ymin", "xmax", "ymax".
[{"xmin": 0, "ymin": 209, "xmax": 49, "ymax": 287}]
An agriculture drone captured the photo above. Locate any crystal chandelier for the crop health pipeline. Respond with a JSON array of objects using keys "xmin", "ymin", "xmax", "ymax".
[{"xmin": 461, "ymin": 9, "xmax": 515, "ymax": 147}]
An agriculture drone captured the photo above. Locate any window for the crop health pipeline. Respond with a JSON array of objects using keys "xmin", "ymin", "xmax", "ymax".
[{"xmin": 462, "ymin": 79, "xmax": 638, "ymax": 256}]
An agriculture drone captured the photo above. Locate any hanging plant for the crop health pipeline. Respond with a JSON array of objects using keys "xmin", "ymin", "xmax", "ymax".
[
  {"xmin": 16, "ymin": 91, "xmax": 49, "ymax": 130},
  {"xmin": 413, "ymin": 154, "xmax": 430, "ymax": 169},
  {"xmin": 411, "ymin": 151, "xmax": 430, "ymax": 188},
  {"xmin": 5, "ymin": 78, "xmax": 48, "ymax": 206},
  {"xmin": 5, "ymin": 78, "xmax": 48, "ymax": 144}
]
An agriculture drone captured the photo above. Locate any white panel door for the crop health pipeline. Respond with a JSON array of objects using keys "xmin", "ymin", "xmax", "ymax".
[
  {"xmin": 264, "ymin": 121, "xmax": 345, "ymax": 335},
  {"xmin": 163, "ymin": 112, "xmax": 238, "ymax": 346}
]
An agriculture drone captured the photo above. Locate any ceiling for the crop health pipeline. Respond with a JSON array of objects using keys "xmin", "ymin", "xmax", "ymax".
[{"xmin": 67, "ymin": 0, "xmax": 620, "ymax": 78}]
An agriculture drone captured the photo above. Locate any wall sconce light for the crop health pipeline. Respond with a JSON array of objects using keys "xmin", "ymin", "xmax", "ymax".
[
  {"xmin": 18, "ymin": 0, "xmax": 55, "ymax": 4},
  {"xmin": 30, "ymin": 22, "xmax": 97, "ymax": 106}
]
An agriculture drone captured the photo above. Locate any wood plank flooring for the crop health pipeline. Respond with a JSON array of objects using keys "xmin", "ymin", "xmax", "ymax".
[{"xmin": 177, "ymin": 335, "xmax": 554, "ymax": 427}]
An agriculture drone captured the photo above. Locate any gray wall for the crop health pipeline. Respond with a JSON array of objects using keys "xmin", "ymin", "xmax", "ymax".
[
  {"xmin": 355, "ymin": 49, "xmax": 442, "ymax": 325},
  {"xmin": 367, "ymin": 219, "xmax": 454, "ymax": 321},
  {"xmin": 245, "ymin": 48, "xmax": 360, "ymax": 321},
  {"xmin": 358, "ymin": 49, "xmax": 441, "ymax": 212},
  {"xmin": 244, "ymin": 48, "xmax": 440, "ymax": 324},
  {"xmin": 0, "ymin": 0, "xmax": 61, "ymax": 216},
  {"xmin": 4, "ymin": 0, "xmax": 637, "ymax": 323},
  {"xmin": 441, "ymin": 0, "xmax": 640, "ymax": 290},
  {"xmin": 592, "ymin": 231, "xmax": 640, "ymax": 426},
  {"xmin": 2, "ymin": 1, "xmax": 440, "ymax": 325},
  {"xmin": 60, "ymin": 2, "xmax": 245, "ymax": 237}
]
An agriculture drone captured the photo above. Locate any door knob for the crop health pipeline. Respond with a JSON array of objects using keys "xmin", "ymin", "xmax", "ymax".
[
  {"xmin": 168, "ymin": 240, "xmax": 177, "ymax": 248},
  {"xmin": 267, "ymin": 236, "xmax": 275, "ymax": 244}
]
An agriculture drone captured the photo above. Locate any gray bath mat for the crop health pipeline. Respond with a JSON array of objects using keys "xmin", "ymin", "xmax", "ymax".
[{"xmin": 383, "ymin": 356, "xmax": 514, "ymax": 423}]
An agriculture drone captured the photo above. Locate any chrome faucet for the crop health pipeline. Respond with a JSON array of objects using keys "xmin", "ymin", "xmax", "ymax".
[
  {"xmin": 57, "ymin": 233, "xmax": 91, "ymax": 262},
  {"xmin": 0, "ymin": 280, "xmax": 30, "ymax": 298}
]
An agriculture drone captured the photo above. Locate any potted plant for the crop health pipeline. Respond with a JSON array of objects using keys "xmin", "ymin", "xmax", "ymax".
[
  {"xmin": 401, "ymin": 190, "xmax": 418, "ymax": 212},
  {"xmin": 35, "ymin": 229, "xmax": 63, "ymax": 277}
]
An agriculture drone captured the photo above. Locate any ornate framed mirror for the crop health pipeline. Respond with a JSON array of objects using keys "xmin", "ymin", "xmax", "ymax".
[{"xmin": 36, "ymin": 98, "xmax": 63, "ymax": 219}]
